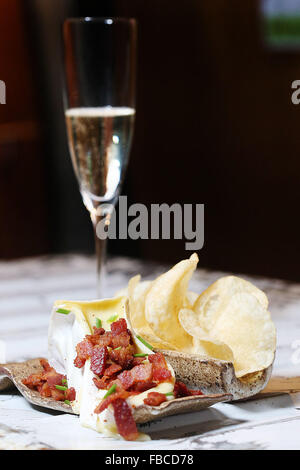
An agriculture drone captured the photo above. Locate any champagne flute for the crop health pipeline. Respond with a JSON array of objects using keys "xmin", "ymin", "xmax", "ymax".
[{"xmin": 63, "ymin": 17, "xmax": 137, "ymax": 296}]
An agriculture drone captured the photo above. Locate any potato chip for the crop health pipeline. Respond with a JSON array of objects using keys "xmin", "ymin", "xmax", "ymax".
[
  {"xmin": 117, "ymin": 258, "xmax": 276, "ymax": 378},
  {"xmin": 127, "ymin": 275, "xmax": 175, "ymax": 350},
  {"xmin": 190, "ymin": 277, "xmax": 276, "ymax": 377},
  {"xmin": 193, "ymin": 276, "xmax": 268, "ymax": 333},
  {"xmin": 144, "ymin": 253, "xmax": 198, "ymax": 351},
  {"xmin": 178, "ymin": 308, "xmax": 234, "ymax": 362},
  {"xmin": 117, "ymin": 281, "xmax": 197, "ymax": 310},
  {"xmin": 127, "ymin": 275, "xmax": 152, "ymax": 330},
  {"xmin": 115, "ymin": 279, "xmax": 152, "ymax": 300},
  {"xmin": 185, "ymin": 291, "xmax": 199, "ymax": 308},
  {"xmin": 209, "ymin": 293, "xmax": 275, "ymax": 377}
]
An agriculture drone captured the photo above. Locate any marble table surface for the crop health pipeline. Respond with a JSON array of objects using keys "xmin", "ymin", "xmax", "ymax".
[{"xmin": 0, "ymin": 254, "xmax": 300, "ymax": 450}]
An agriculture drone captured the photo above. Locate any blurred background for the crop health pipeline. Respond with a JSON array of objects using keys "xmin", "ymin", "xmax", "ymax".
[{"xmin": 0, "ymin": 0, "xmax": 300, "ymax": 281}]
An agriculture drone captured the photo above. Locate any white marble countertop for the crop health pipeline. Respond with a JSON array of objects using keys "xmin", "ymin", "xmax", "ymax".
[{"xmin": 0, "ymin": 254, "xmax": 299, "ymax": 450}]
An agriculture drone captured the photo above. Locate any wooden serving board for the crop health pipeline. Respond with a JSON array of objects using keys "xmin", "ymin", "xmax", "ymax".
[{"xmin": 259, "ymin": 376, "xmax": 300, "ymax": 396}]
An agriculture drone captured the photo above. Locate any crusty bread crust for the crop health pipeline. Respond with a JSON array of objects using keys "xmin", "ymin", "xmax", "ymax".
[
  {"xmin": 0, "ymin": 351, "xmax": 272, "ymax": 425},
  {"xmin": 133, "ymin": 392, "xmax": 231, "ymax": 423},
  {"xmin": 0, "ymin": 358, "xmax": 232, "ymax": 421},
  {"xmin": 160, "ymin": 349, "xmax": 273, "ymax": 401}
]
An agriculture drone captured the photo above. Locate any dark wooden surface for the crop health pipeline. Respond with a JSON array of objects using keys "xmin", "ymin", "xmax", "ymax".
[
  {"xmin": 1, "ymin": 0, "xmax": 300, "ymax": 284},
  {"xmin": 114, "ymin": 0, "xmax": 300, "ymax": 280}
]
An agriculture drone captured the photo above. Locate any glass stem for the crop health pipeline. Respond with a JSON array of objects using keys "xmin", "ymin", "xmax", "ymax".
[{"xmin": 91, "ymin": 207, "xmax": 110, "ymax": 297}]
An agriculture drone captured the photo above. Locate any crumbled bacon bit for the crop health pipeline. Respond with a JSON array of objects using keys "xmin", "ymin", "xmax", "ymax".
[
  {"xmin": 51, "ymin": 388, "xmax": 66, "ymax": 401},
  {"xmin": 93, "ymin": 326, "xmax": 105, "ymax": 336},
  {"xmin": 40, "ymin": 358, "xmax": 52, "ymax": 372},
  {"xmin": 118, "ymin": 363, "xmax": 153, "ymax": 390},
  {"xmin": 74, "ymin": 339, "xmax": 93, "ymax": 368},
  {"xmin": 174, "ymin": 381, "xmax": 203, "ymax": 398},
  {"xmin": 131, "ymin": 356, "xmax": 146, "ymax": 367},
  {"xmin": 93, "ymin": 376, "xmax": 111, "ymax": 390},
  {"xmin": 94, "ymin": 390, "xmax": 131, "ymax": 414},
  {"xmin": 22, "ymin": 359, "xmax": 76, "ymax": 403},
  {"xmin": 109, "ymin": 344, "xmax": 135, "ymax": 369},
  {"xmin": 85, "ymin": 326, "xmax": 105, "ymax": 345},
  {"xmin": 65, "ymin": 387, "xmax": 76, "ymax": 401},
  {"xmin": 174, "ymin": 381, "xmax": 190, "ymax": 398},
  {"xmin": 143, "ymin": 391, "xmax": 167, "ymax": 406},
  {"xmin": 153, "ymin": 368, "xmax": 172, "ymax": 382},
  {"xmin": 189, "ymin": 390, "xmax": 204, "ymax": 396},
  {"xmin": 116, "ymin": 370, "xmax": 133, "ymax": 390},
  {"xmin": 148, "ymin": 352, "xmax": 168, "ymax": 369},
  {"xmin": 74, "ymin": 355, "xmax": 85, "ymax": 369},
  {"xmin": 37, "ymin": 382, "xmax": 52, "ymax": 398},
  {"xmin": 131, "ymin": 362, "xmax": 153, "ymax": 383},
  {"xmin": 43, "ymin": 369, "xmax": 65, "ymax": 387},
  {"xmin": 112, "ymin": 330, "xmax": 131, "ymax": 349},
  {"xmin": 111, "ymin": 318, "xmax": 127, "ymax": 336},
  {"xmin": 88, "ymin": 331, "xmax": 113, "ymax": 348},
  {"xmin": 86, "ymin": 333, "xmax": 104, "ymax": 346},
  {"xmin": 109, "ymin": 378, "xmax": 127, "ymax": 393},
  {"xmin": 22, "ymin": 373, "xmax": 43, "ymax": 389},
  {"xmin": 149, "ymin": 352, "xmax": 172, "ymax": 382},
  {"xmin": 131, "ymin": 381, "xmax": 156, "ymax": 393},
  {"xmin": 104, "ymin": 363, "xmax": 122, "ymax": 377},
  {"xmin": 112, "ymin": 398, "xmax": 139, "ymax": 441},
  {"xmin": 90, "ymin": 346, "xmax": 108, "ymax": 376}
]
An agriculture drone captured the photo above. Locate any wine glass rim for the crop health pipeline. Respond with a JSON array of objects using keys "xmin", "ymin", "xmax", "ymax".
[{"xmin": 65, "ymin": 17, "xmax": 136, "ymax": 25}]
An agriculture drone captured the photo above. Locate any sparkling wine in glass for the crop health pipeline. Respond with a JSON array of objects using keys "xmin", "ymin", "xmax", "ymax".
[{"xmin": 63, "ymin": 18, "xmax": 137, "ymax": 295}]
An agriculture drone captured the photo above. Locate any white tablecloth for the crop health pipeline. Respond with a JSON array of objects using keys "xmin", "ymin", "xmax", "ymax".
[{"xmin": 0, "ymin": 255, "xmax": 299, "ymax": 449}]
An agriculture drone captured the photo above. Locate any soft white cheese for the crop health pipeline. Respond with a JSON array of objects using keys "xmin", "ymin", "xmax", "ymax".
[
  {"xmin": 48, "ymin": 303, "xmax": 91, "ymax": 414},
  {"xmin": 48, "ymin": 296, "xmax": 175, "ymax": 440}
]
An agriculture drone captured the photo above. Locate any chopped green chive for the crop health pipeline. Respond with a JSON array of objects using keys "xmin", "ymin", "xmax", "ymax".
[
  {"xmin": 56, "ymin": 308, "xmax": 71, "ymax": 315},
  {"xmin": 95, "ymin": 318, "xmax": 102, "ymax": 329},
  {"xmin": 133, "ymin": 353, "xmax": 148, "ymax": 358},
  {"xmin": 55, "ymin": 385, "xmax": 68, "ymax": 391},
  {"xmin": 114, "ymin": 346, "xmax": 121, "ymax": 351},
  {"xmin": 108, "ymin": 314, "xmax": 118, "ymax": 323},
  {"xmin": 165, "ymin": 392, "xmax": 174, "ymax": 397},
  {"xmin": 62, "ymin": 378, "xmax": 68, "ymax": 385},
  {"xmin": 64, "ymin": 400, "xmax": 71, "ymax": 405},
  {"xmin": 136, "ymin": 335, "xmax": 153, "ymax": 351},
  {"xmin": 103, "ymin": 384, "xmax": 117, "ymax": 399}
]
